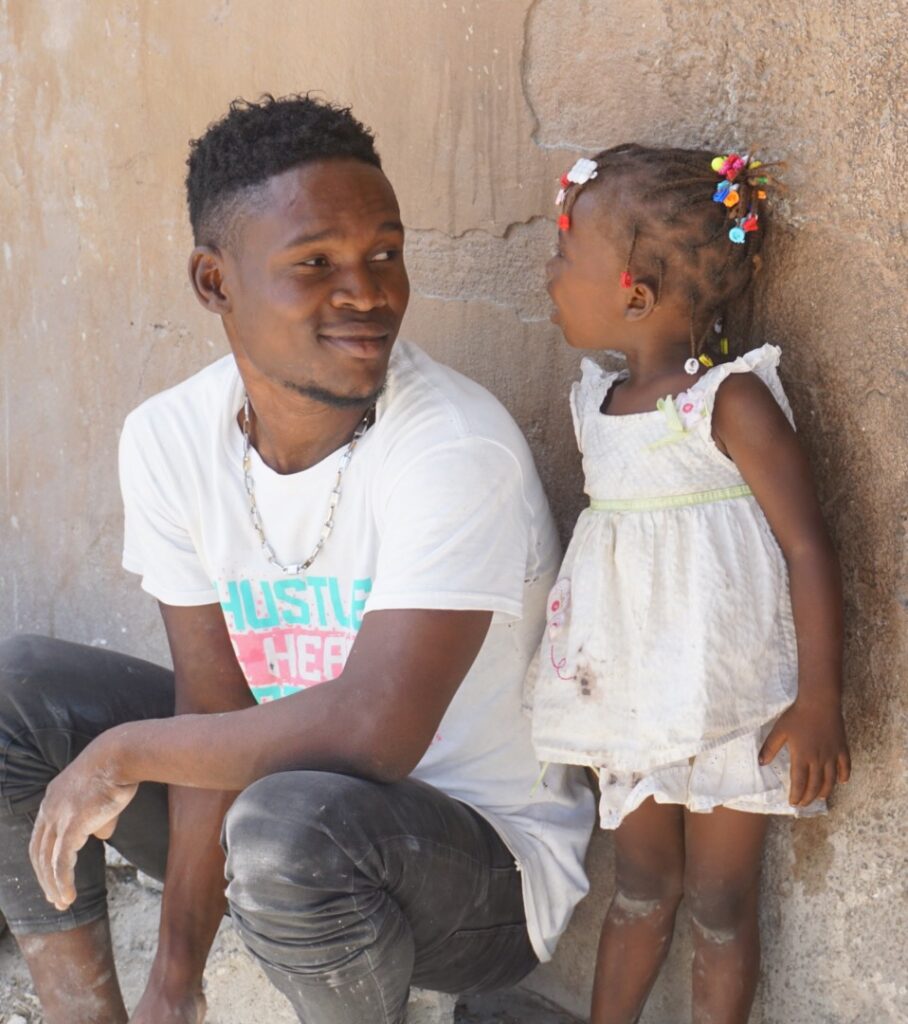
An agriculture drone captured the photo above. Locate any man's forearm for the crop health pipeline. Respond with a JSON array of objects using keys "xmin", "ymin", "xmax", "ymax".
[
  {"xmin": 149, "ymin": 787, "xmax": 236, "ymax": 992},
  {"xmin": 101, "ymin": 670, "xmax": 421, "ymax": 793}
]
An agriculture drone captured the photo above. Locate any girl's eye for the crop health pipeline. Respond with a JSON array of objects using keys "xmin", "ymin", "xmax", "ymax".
[{"xmin": 298, "ymin": 256, "xmax": 329, "ymax": 268}]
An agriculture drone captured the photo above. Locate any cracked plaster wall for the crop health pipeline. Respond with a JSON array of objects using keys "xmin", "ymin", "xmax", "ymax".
[{"xmin": 0, "ymin": 1, "xmax": 905, "ymax": 1021}]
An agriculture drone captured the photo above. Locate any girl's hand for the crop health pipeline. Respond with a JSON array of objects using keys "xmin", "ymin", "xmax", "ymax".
[{"xmin": 759, "ymin": 699, "xmax": 851, "ymax": 807}]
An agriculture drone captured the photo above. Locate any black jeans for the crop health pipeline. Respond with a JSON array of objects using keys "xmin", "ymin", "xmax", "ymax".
[{"xmin": 0, "ymin": 635, "xmax": 537, "ymax": 1023}]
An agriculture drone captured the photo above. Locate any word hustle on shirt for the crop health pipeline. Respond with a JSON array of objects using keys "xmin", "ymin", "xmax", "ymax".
[{"xmin": 219, "ymin": 576, "xmax": 372, "ymax": 701}]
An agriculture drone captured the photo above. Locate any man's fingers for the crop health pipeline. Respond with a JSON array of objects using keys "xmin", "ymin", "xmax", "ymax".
[
  {"xmin": 30, "ymin": 806, "xmax": 80, "ymax": 910},
  {"xmin": 30, "ymin": 811, "xmax": 59, "ymax": 906},
  {"xmin": 50, "ymin": 831, "xmax": 79, "ymax": 911},
  {"xmin": 759, "ymin": 727, "xmax": 786, "ymax": 766},
  {"xmin": 837, "ymin": 750, "xmax": 851, "ymax": 784}
]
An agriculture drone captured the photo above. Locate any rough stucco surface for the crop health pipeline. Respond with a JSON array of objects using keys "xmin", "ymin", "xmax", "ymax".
[{"xmin": 0, "ymin": 2, "xmax": 905, "ymax": 1022}]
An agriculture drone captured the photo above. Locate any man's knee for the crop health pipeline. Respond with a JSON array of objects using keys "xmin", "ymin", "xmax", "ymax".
[
  {"xmin": 224, "ymin": 771, "xmax": 378, "ymax": 905},
  {"xmin": 0, "ymin": 634, "xmax": 50, "ymax": 688},
  {"xmin": 0, "ymin": 634, "xmax": 83, "ymax": 720},
  {"xmin": 0, "ymin": 635, "xmax": 61, "ymax": 815}
]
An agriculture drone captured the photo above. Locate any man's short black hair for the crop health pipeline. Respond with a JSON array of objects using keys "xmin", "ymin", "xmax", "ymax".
[{"xmin": 186, "ymin": 93, "xmax": 382, "ymax": 248}]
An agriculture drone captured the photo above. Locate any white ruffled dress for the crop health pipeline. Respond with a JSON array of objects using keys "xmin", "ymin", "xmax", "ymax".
[{"xmin": 529, "ymin": 345, "xmax": 825, "ymax": 828}]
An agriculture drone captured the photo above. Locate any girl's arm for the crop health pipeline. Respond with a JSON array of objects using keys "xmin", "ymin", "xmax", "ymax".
[{"xmin": 712, "ymin": 372, "xmax": 851, "ymax": 807}]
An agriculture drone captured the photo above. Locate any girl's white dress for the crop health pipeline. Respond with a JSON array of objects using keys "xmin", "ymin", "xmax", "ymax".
[{"xmin": 529, "ymin": 345, "xmax": 825, "ymax": 827}]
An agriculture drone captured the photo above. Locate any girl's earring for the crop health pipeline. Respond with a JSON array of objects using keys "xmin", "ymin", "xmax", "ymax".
[{"xmin": 686, "ymin": 300, "xmax": 700, "ymax": 374}]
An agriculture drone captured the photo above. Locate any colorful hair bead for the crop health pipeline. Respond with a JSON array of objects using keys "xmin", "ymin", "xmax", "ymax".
[
  {"xmin": 719, "ymin": 336, "xmax": 730, "ymax": 355},
  {"xmin": 743, "ymin": 214, "xmax": 759, "ymax": 232},
  {"xmin": 720, "ymin": 154, "xmax": 745, "ymax": 181},
  {"xmin": 756, "ymin": 189, "xmax": 767, "ymax": 200},
  {"xmin": 698, "ymin": 353, "xmax": 715, "ymax": 368},
  {"xmin": 711, "ymin": 156, "xmax": 726, "ymax": 172},
  {"xmin": 619, "ymin": 271, "xmax": 633, "ymax": 289},
  {"xmin": 723, "ymin": 188, "xmax": 741, "ymax": 208},
  {"xmin": 729, "ymin": 225, "xmax": 746, "ymax": 244},
  {"xmin": 558, "ymin": 213, "xmax": 570, "ymax": 231},
  {"xmin": 713, "ymin": 179, "xmax": 732, "ymax": 202}
]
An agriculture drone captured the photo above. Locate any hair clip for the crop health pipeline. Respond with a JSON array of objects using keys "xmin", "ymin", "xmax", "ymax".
[
  {"xmin": 716, "ymin": 153, "xmax": 746, "ymax": 181},
  {"xmin": 713, "ymin": 179, "xmax": 732, "ymax": 202},
  {"xmin": 566, "ymin": 157, "xmax": 599, "ymax": 185},
  {"xmin": 558, "ymin": 214, "xmax": 571, "ymax": 231},
  {"xmin": 554, "ymin": 157, "xmax": 599, "ymax": 207}
]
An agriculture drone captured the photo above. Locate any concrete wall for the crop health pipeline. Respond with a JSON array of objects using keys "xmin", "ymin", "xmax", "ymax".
[{"xmin": 1, "ymin": 2, "xmax": 905, "ymax": 1021}]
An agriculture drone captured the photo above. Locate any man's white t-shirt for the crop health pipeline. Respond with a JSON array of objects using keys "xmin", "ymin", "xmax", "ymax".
[{"xmin": 119, "ymin": 339, "xmax": 595, "ymax": 961}]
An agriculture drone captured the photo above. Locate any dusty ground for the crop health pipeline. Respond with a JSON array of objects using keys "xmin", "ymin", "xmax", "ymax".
[{"xmin": 0, "ymin": 865, "xmax": 581, "ymax": 1024}]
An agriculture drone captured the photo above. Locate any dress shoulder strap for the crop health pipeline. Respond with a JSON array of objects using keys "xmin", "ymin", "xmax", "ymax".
[
  {"xmin": 569, "ymin": 358, "xmax": 624, "ymax": 451},
  {"xmin": 691, "ymin": 344, "xmax": 795, "ymax": 429}
]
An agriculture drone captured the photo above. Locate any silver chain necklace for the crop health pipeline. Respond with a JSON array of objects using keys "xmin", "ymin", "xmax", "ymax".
[{"xmin": 241, "ymin": 394, "xmax": 374, "ymax": 575}]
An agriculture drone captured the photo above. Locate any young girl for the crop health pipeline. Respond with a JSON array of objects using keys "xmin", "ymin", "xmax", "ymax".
[{"xmin": 531, "ymin": 145, "xmax": 851, "ymax": 1024}]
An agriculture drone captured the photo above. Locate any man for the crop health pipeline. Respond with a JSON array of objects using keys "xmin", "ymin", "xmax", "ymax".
[{"xmin": 0, "ymin": 95, "xmax": 594, "ymax": 1024}]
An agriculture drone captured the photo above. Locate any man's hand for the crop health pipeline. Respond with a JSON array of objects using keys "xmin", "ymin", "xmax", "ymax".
[
  {"xmin": 759, "ymin": 698, "xmax": 851, "ymax": 807},
  {"xmin": 129, "ymin": 985, "xmax": 206, "ymax": 1024},
  {"xmin": 29, "ymin": 737, "xmax": 138, "ymax": 910}
]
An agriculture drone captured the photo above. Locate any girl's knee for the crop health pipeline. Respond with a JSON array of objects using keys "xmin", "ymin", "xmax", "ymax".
[
  {"xmin": 685, "ymin": 876, "xmax": 759, "ymax": 942},
  {"xmin": 612, "ymin": 862, "xmax": 684, "ymax": 921}
]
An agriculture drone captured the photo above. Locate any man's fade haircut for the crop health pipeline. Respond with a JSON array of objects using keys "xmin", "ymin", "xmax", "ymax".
[{"xmin": 186, "ymin": 93, "xmax": 382, "ymax": 249}]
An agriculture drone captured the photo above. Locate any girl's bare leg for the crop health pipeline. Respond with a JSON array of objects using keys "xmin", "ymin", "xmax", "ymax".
[
  {"xmin": 590, "ymin": 798, "xmax": 685, "ymax": 1024},
  {"xmin": 684, "ymin": 807, "xmax": 769, "ymax": 1024},
  {"xmin": 17, "ymin": 917, "xmax": 128, "ymax": 1024}
]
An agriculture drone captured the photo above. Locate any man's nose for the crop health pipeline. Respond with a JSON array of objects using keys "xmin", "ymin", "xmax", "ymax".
[{"xmin": 331, "ymin": 265, "xmax": 387, "ymax": 310}]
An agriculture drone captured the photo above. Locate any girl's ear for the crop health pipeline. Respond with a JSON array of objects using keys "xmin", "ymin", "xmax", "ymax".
[
  {"xmin": 188, "ymin": 247, "xmax": 232, "ymax": 314},
  {"xmin": 623, "ymin": 279, "xmax": 658, "ymax": 322}
]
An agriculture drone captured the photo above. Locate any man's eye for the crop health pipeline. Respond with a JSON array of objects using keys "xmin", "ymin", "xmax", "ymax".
[
  {"xmin": 371, "ymin": 249, "xmax": 399, "ymax": 262},
  {"xmin": 298, "ymin": 256, "xmax": 329, "ymax": 268}
]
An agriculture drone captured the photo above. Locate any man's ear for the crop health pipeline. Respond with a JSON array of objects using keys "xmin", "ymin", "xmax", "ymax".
[
  {"xmin": 188, "ymin": 246, "xmax": 231, "ymax": 314},
  {"xmin": 623, "ymin": 279, "xmax": 658, "ymax": 322}
]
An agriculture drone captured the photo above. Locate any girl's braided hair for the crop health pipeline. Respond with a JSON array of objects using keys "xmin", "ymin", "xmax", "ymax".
[{"xmin": 561, "ymin": 144, "xmax": 782, "ymax": 361}]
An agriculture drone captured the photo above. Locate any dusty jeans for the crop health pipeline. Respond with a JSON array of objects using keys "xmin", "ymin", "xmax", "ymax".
[{"xmin": 0, "ymin": 634, "xmax": 537, "ymax": 1023}]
